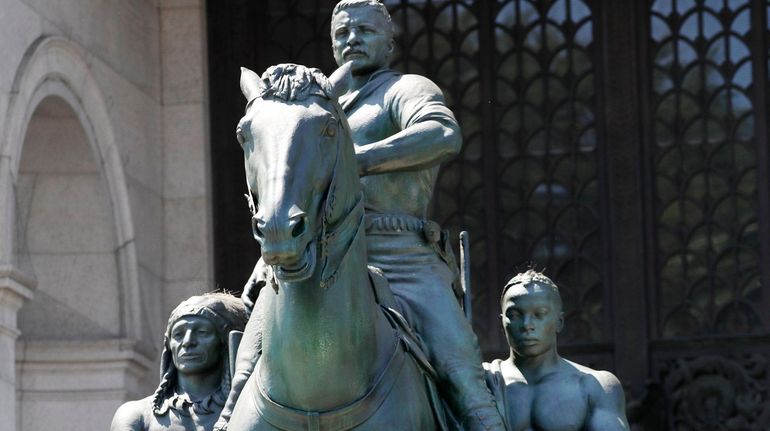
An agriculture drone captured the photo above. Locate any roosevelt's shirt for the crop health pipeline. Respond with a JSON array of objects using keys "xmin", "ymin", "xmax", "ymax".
[{"xmin": 339, "ymin": 69, "xmax": 459, "ymax": 219}]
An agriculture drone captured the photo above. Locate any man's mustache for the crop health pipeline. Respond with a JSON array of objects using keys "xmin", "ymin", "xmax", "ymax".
[{"xmin": 343, "ymin": 48, "xmax": 366, "ymax": 57}]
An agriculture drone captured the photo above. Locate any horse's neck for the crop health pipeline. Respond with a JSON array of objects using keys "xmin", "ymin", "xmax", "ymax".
[{"xmin": 261, "ymin": 178, "xmax": 392, "ymax": 410}]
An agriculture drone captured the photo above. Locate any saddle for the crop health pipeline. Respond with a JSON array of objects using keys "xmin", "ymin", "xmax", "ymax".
[{"xmin": 367, "ymin": 266, "xmax": 458, "ymax": 431}]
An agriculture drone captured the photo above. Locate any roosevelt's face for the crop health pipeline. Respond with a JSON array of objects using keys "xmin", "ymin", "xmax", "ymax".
[
  {"xmin": 501, "ymin": 284, "xmax": 563, "ymax": 358},
  {"xmin": 331, "ymin": 6, "xmax": 394, "ymax": 75},
  {"xmin": 169, "ymin": 316, "xmax": 222, "ymax": 375}
]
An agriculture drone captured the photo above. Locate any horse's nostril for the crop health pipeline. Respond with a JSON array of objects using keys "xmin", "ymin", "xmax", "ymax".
[
  {"xmin": 252, "ymin": 216, "xmax": 265, "ymax": 240},
  {"xmin": 291, "ymin": 217, "xmax": 306, "ymax": 238}
]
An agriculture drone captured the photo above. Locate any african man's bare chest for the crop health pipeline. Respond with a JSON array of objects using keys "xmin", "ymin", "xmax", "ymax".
[{"xmin": 504, "ymin": 374, "xmax": 590, "ymax": 431}]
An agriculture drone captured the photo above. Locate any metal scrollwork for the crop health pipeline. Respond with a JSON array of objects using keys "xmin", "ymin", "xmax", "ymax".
[{"xmin": 660, "ymin": 354, "xmax": 770, "ymax": 430}]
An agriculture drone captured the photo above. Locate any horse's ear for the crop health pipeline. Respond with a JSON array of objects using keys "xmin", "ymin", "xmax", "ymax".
[
  {"xmin": 240, "ymin": 67, "xmax": 263, "ymax": 101},
  {"xmin": 328, "ymin": 62, "xmax": 353, "ymax": 99}
]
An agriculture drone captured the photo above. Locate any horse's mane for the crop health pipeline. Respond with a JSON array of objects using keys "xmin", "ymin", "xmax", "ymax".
[{"xmin": 255, "ymin": 63, "xmax": 332, "ymax": 102}]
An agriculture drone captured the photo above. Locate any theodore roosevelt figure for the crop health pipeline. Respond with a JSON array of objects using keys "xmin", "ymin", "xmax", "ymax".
[{"xmin": 219, "ymin": 1, "xmax": 505, "ymax": 430}]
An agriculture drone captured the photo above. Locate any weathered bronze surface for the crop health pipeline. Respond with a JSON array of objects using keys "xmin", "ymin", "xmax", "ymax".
[
  {"xmin": 219, "ymin": 0, "xmax": 510, "ymax": 430},
  {"xmin": 110, "ymin": 294, "xmax": 248, "ymax": 431},
  {"xmin": 484, "ymin": 270, "xmax": 629, "ymax": 431},
  {"xmin": 222, "ymin": 2, "xmax": 506, "ymax": 430},
  {"xmin": 225, "ymin": 62, "xmax": 439, "ymax": 430}
]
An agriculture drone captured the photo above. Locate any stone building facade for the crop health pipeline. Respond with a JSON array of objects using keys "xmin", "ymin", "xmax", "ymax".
[
  {"xmin": 0, "ymin": 1, "xmax": 211, "ymax": 430},
  {"xmin": 3, "ymin": 1, "xmax": 770, "ymax": 430}
]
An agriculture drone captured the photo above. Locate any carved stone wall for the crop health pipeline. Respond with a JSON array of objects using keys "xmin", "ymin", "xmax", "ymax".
[{"xmin": 0, "ymin": 1, "xmax": 212, "ymax": 429}]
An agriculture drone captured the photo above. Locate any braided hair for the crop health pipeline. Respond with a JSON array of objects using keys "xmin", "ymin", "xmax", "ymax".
[{"xmin": 151, "ymin": 293, "xmax": 249, "ymax": 416}]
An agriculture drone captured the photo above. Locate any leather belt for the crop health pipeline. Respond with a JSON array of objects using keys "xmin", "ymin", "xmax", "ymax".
[{"xmin": 365, "ymin": 214, "xmax": 424, "ymax": 233}]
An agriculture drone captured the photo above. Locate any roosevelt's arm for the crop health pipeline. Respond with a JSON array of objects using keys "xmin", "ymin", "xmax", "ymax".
[
  {"xmin": 585, "ymin": 371, "xmax": 630, "ymax": 431},
  {"xmin": 110, "ymin": 400, "xmax": 146, "ymax": 431},
  {"xmin": 355, "ymin": 74, "xmax": 461, "ymax": 176},
  {"xmin": 241, "ymin": 256, "xmax": 272, "ymax": 311}
]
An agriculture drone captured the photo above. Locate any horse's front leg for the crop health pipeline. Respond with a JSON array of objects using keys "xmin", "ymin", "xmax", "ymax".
[{"xmin": 226, "ymin": 374, "xmax": 280, "ymax": 431}]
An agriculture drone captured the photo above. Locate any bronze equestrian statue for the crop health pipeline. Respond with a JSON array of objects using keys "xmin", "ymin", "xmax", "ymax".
[
  {"xmin": 220, "ymin": 1, "xmax": 504, "ymax": 430},
  {"xmin": 225, "ymin": 62, "xmax": 444, "ymax": 430}
]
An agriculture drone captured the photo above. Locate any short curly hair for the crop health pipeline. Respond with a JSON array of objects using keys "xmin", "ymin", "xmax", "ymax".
[
  {"xmin": 500, "ymin": 269, "xmax": 562, "ymax": 310},
  {"xmin": 331, "ymin": 0, "xmax": 394, "ymax": 38}
]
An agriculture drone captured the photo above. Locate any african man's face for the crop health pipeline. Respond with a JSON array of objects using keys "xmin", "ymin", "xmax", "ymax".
[
  {"xmin": 501, "ymin": 283, "xmax": 564, "ymax": 359},
  {"xmin": 169, "ymin": 315, "xmax": 222, "ymax": 375}
]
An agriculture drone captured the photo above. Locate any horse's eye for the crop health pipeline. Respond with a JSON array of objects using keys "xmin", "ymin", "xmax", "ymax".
[
  {"xmin": 236, "ymin": 127, "xmax": 246, "ymax": 145},
  {"xmin": 324, "ymin": 123, "xmax": 337, "ymax": 138}
]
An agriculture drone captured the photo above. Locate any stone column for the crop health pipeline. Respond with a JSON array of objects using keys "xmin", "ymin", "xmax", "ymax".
[
  {"xmin": 0, "ymin": 154, "xmax": 35, "ymax": 431},
  {"xmin": 0, "ymin": 266, "xmax": 34, "ymax": 431},
  {"xmin": 161, "ymin": 0, "xmax": 214, "ymax": 315}
]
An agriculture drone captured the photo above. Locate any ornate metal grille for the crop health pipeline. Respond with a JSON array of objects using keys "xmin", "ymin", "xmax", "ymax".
[
  {"xmin": 385, "ymin": 1, "xmax": 494, "ymax": 344},
  {"xmin": 654, "ymin": 352, "xmax": 770, "ymax": 429},
  {"xmin": 644, "ymin": 1, "xmax": 770, "ymax": 428},
  {"xmin": 380, "ymin": 0, "xmax": 604, "ymax": 349},
  {"xmin": 649, "ymin": 0, "xmax": 761, "ymax": 338},
  {"xmin": 492, "ymin": 0, "xmax": 602, "ymax": 344},
  {"xmin": 261, "ymin": 2, "xmax": 336, "ymax": 70}
]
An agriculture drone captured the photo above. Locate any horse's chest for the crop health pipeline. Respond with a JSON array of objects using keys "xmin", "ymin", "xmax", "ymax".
[{"xmin": 504, "ymin": 377, "xmax": 589, "ymax": 431}]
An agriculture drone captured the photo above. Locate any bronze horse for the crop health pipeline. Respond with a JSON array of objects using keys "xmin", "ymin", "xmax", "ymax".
[{"xmin": 227, "ymin": 63, "xmax": 442, "ymax": 430}]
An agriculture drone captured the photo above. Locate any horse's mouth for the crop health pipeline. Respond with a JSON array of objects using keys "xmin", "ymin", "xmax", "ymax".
[{"xmin": 273, "ymin": 241, "xmax": 316, "ymax": 282}]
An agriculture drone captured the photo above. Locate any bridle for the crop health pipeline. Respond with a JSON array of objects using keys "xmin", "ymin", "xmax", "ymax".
[{"xmin": 243, "ymin": 94, "xmax": 364, "ymax": 290}]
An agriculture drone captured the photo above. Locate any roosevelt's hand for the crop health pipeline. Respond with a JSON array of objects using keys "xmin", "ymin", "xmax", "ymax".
[{"xmin": 241, "ymin": 258, "xmax": 270, "ymax": 312}]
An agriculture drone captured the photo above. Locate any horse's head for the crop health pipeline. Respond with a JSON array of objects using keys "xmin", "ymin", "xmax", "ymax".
[{"xmin": 237, "ymin": 63, "xmax": 353, "ymax": 282}]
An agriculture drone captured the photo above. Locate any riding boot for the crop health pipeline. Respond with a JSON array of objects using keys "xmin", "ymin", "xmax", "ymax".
[
  {"xmin": 446, "ymin": 365, "xmax": 507, "ymax": 431},
  {"xmin": 213, "ymin": 313, "xmax": 262, "ymax": 431},
  {"xmin": 389, "ymin": 283, "xmax": 506, "ymax": 431}
]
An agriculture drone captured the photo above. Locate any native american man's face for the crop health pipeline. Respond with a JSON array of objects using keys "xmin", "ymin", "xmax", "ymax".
[
  {"xmin": 331, "ymin": 6, "xmax": 394, "ymax": 75},
  {"xmin": 169, "ymin": 315, "xmax": 222, "ymax": 375}
]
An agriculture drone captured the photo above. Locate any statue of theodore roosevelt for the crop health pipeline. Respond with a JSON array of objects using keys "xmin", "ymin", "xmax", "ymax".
[{"xmin": 217, "ymin": 1, "xmax": 506, "ymax": 430}]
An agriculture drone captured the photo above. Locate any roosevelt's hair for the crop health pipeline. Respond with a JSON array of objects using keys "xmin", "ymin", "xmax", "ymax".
[
  {"xmin": 501, "ymin": 269, "xmax": 562, "ymax": 310},
  {"xmin": 331, "ymin": 0, "xmax": 394, "ymax": 37}
]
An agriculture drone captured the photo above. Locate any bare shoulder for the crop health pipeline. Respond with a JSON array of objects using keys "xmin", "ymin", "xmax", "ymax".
[
  {"xmin": 566, "ymin": 360, "xmax": 624, "ymax": 400},
  {"xmin": 567, "ymin": 360, "xmax": 620, "ymax": 385},
  {"xmin": 564, "ymin": 360, "xmax": 629, "ymax": 430},
  {"xmin": 110, "ymin": 396, "xmax": 152, "ymax": 431}
]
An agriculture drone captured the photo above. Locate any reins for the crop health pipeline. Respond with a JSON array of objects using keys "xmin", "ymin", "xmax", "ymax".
[{"xmin": 317, "ymin": 98, "xmax": 364, "ymax": 289}]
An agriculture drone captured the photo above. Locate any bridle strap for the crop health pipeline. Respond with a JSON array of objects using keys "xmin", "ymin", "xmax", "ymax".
[
  {"xmin": 319, "ymin": 194, "xmax": 364, "ymax": 289},
  {"xmin": 317, "ymin": 99, "xmax": 361, "ymax": 288},
  {"xmin": 243, "ymin": 96, "xmax": 360, "ymax": 289}
]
